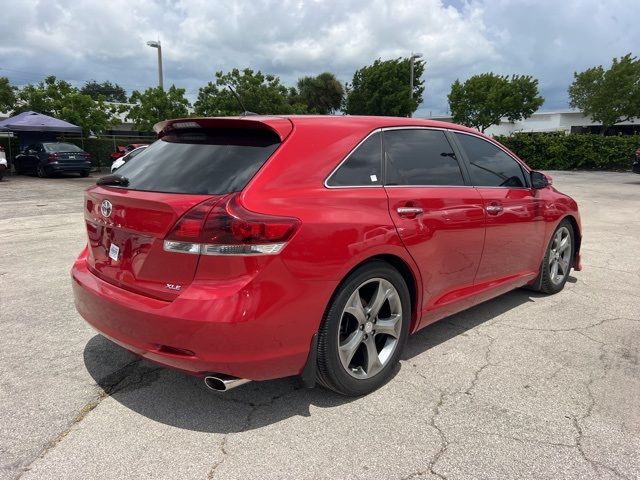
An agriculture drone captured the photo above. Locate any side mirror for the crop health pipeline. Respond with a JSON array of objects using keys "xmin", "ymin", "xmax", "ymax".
[{"xmin": 531, "ymin": 171, "xmax": 551, "ymax": 189}]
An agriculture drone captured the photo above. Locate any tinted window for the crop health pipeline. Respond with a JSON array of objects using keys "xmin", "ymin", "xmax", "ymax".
[
  {"xmin": 44, "ymin": 143, "xmax": 83, "ymax": 153},
  {"xmin": 327, "ymin": 132, "xmax": 382, "ymax": 186},
  {"xmin": 113, "ymin": 129, "xmax": 280, "ymax": 194},
  {"xmin": 384, "ymin": 129, "xmax": 464, "ymax": 186},
  {"xmin": 455, "ymin": 133, "xmax": 527, "ymax": 188}
]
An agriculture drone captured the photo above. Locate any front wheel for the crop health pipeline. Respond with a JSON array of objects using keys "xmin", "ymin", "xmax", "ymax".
[
  {"xmin": 316, "ymin": 261, "xmax": 411, "ymax": 396},
  {"xmin": 533, "ymin": 220, "xmax": 575, "ymax": 294}
]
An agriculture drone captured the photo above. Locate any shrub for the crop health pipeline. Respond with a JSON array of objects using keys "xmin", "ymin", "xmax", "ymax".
[{"xmin": 495, "ymin": 132, "xmax": 640, "ymax": 170}]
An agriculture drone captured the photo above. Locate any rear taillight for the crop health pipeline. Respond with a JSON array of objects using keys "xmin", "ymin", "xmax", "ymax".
[
  {"xmin": 164, "ymin": 194, "xmax": 299, "ymax": 256},
  {"xmin": 47, "ymin": 153, "xmax": 58, "ymax": 162}
]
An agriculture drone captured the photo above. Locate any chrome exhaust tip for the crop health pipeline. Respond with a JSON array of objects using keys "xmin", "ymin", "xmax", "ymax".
[{"xmin": 204, "ymin": 374, "xmax": 251, "ymax": 392}]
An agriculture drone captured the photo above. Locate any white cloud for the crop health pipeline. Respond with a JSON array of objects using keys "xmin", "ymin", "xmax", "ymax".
[{"xmin": 0, "ymin": 0, "xmax": 638, "ymax": 115}]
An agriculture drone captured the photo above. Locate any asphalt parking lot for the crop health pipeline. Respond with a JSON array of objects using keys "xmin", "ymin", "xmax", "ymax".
[{"xmin": 1, "ymin": 171, "xmax": 638, "ymax": 480}]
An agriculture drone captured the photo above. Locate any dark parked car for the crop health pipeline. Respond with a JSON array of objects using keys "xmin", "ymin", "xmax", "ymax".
[
  {"xmin": 633, "ymin": 147, "xmax": 640, "ymax": 174},
  {"xmin": 14, "ymin": 142, "xmax": 92, "ymax": 178}
]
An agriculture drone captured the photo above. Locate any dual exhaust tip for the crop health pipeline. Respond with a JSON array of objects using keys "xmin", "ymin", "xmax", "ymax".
[{"xmin": 204, "ymin": 374, "xmax": 251, "ymax": 392}]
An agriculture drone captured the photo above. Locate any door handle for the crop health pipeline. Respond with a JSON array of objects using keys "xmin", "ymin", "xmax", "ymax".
[
  {"xmin": 485, "ymin": 204, "xmax": 503, "ymax": 215},
  {"xmin": 397, "ymin": 206, "xmax": 424, "ymax": 218}
]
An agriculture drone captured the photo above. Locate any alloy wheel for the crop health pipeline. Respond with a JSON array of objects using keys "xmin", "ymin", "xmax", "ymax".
[
  {"xmin": 337, "ymin": 278, "xmax": 402, "ymax": 379},
  {"xmin": 548, "ymin": 226, "xmax": 572, "ymax": 285}
]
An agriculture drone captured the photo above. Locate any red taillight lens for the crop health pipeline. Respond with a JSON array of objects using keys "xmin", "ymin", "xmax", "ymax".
[
  {"xmin": 165, "ymin": 198, "xmax": 220, "ymax": 241},
  {"xmin": 203, "ymin": 195, "xmax": 299, "ymax": 245},
  {"xmin": 164, "ymin": 194, "xmax": 299, "ymax": 256},
  {"xmin": 47, "ymin": 153, "xmax": 58, "ymax": 162}
]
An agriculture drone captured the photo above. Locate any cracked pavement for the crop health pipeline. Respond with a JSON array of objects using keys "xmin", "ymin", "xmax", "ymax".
[{"xmin": 1, "ymin": 171, "xmax": 639, "ymax": 480}]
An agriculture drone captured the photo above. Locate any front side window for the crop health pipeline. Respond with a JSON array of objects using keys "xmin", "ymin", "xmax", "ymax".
[
  {"xmin": 326, "ymin": 131, "xmax": 382, "ymax": 187},
  {"xmin": 455, "ymin": 133, "xmax": 527, "ymax": 188},
  {"xmin": 384, "ymin": 129, "xmax": 465, "ymax": 186}
]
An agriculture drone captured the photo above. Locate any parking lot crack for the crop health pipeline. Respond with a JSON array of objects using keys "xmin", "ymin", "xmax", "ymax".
[
  {"xmin": 205, "ymin": 387, "xmax": 300, "ymax": 479},
  {"xmin": 569, "ymin": 339, "xmax": 630, "ymax": 479},
  {"xmin": 464, "ymin": 333, "xmax": 496, "ymax": 396},
  {"xmin": 16, "ymin": 359, "xmax": 161, "ymax": 478}
]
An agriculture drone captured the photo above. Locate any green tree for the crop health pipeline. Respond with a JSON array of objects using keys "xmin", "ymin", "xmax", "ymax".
[
  {"xmin": 13, "ymin": 76, "xmax": 123, "ymax": 134},
  {"xmin": 127, "ymin": 85, "xmax": 191, "ymax": 131},
  {"xmin": 447, "ymin": 73, "xmax": 544, "ymax": 133},
  {"xmin": 194, "ymin": 68, "xmax": 304, "ymax": 116},
  {"xmin": 343, "ymin": 57, "xmax": 425, "ymax": 116},
  {"xmin": 295, "ymin": 72, "xmax": 344, "ymax": 114},
  {"xmin": 0, "ymin": 77, "xmax": 17, "ymax": 112},
  {"xmin": 80, "ymin": 80, "xmax": 128, "ymax": 103},
  {"xmin": 568, "ymin": 53, "xmax": 640, "ymax": 134}
]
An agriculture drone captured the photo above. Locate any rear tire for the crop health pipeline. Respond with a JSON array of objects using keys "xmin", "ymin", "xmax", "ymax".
[
  {"xmin": 36, "ymin": 165, "xmax": 49, "ymax": 178},
  {"xmin": 316, "ymin": 260, "xmax": 411, "ymax": 396},
  {"xmin": 80, "ymin": 170, "xmax": 90, "ymax": 177},
  {"xmin": 533, "ymin": 219, "xmax": 574, "ymax": 294}
]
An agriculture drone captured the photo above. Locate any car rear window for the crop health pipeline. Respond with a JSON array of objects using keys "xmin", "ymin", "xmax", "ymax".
[
  {"xmin": 44, "ymin": 143, "xmax": 84, "ymax": 153},
  {"xmin": 112, "ymin": 128, "xmax": 281, "ymax": 194}
]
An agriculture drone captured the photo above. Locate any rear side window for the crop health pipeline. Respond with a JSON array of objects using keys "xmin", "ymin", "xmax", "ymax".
[
  {"xmin": 326, "ymin": 132, "xmax": 382, "ymax": 187},
  {"xmin": 455, "ymin": 133, "xmax": 527, "ymax": 188},
  {"xmin": 114, "ymin": 129, "xmax": 280, "ymax": 194},
  {"xmin": 384, "ymin": 129, "xmax": 465, "ymax": 186}
]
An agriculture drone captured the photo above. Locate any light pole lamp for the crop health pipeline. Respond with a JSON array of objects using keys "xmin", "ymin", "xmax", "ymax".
[
  {"xmin": 146, "ymin": 40, "xmax": 164, "ymax": 90},
  {"xmin": 409, "ymin": 52, "xmax": 423, "ymax": 100}
]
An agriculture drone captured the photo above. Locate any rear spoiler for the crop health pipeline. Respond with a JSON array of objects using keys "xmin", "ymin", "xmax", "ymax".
[{"xmin": 153, "ymin": 117, "xmax": 294, "ymax": 142}]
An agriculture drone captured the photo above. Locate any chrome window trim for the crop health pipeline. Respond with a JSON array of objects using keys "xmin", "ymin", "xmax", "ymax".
[
  {"xmin": 323, "ymin": 125, "xmax": 533, "ymax": 190},
  {"xmin": 384, "ymin": 184, "xmax": 472, "ymax": 189},
  {"xmin": 325, "ymin": 126, "xmax": 466, "ymax": 189},
  {"xmin": 324, "ymin": 128, "xmax": 384, "ymax": 189}
]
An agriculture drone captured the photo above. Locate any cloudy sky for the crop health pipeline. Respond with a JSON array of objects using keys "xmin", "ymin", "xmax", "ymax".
[{"xmin": 0, "ymin": 0, "xmax": 638, "ymax": 117}]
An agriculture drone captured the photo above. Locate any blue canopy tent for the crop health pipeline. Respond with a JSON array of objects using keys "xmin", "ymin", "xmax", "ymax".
[
  {"xmin": 0, "ymin": 111, "xmax": 82, "ymax": 149},
  {"xmin": 0, "ymin": 112, "xmax": 83, "ymax": 170}
]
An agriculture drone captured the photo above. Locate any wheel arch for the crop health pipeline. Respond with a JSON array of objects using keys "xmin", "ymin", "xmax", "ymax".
[
  {"xmin": 328, "ymin": 253, "xmax": 421, "ymax": 332},
  {"xmin": 563, "ymin": 214, "xmax": 582, "ymax": 256}
]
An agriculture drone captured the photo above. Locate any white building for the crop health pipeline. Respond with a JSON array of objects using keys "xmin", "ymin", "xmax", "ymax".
[{"xmin": 429, "ymin": 110, "xmax": 640, "ymax": 136}]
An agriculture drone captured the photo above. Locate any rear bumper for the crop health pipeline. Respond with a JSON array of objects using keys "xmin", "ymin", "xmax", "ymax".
[
  {"xmin": 48, "ymin": 162, "xmax": 91, "ymax": 173},
  {"xmin": 71, "ymin": 248, "xmax": 331, "ymax": 380}
]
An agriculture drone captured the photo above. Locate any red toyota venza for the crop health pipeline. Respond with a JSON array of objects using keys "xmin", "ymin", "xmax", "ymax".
[{"xmin": 71, "ymin": 116, "xmax": 582, "ymax": 396}]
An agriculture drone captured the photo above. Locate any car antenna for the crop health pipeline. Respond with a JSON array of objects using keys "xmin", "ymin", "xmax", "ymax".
[{"xmin": 227, "ymin": 85, "xmax": 258, "ymax": 116}]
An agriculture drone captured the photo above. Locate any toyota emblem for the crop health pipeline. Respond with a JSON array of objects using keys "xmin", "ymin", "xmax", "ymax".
[{"xmin": 100, "ymin": 199, "xmax": 113, "ymax": 217}]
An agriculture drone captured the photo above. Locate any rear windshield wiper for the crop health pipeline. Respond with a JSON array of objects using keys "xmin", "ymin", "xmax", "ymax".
[{"xmin": 97, "ymin": 174, "xmax": 129, "ymax": 187}]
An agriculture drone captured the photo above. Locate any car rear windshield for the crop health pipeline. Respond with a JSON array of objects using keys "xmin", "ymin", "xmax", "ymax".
[
  {"xmin": 44, "ymin": 143, "xmax": 84, "ymax": 153},
  {"xmin": 112, "ymin": 128, "xmax": 281, "ymax": 194}
]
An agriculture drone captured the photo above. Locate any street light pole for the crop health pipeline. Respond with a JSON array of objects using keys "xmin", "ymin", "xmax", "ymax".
[
  {"xmin": 409, "ymin": 52, "xmax": 423, "ymax": 118},
  {"xmin": 409, "ymin": 52, "xmax": 423, "ymax": 100},
  {"xmin": 146, "ymin": 40, "xmax": 164, "ymax": 90}
]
